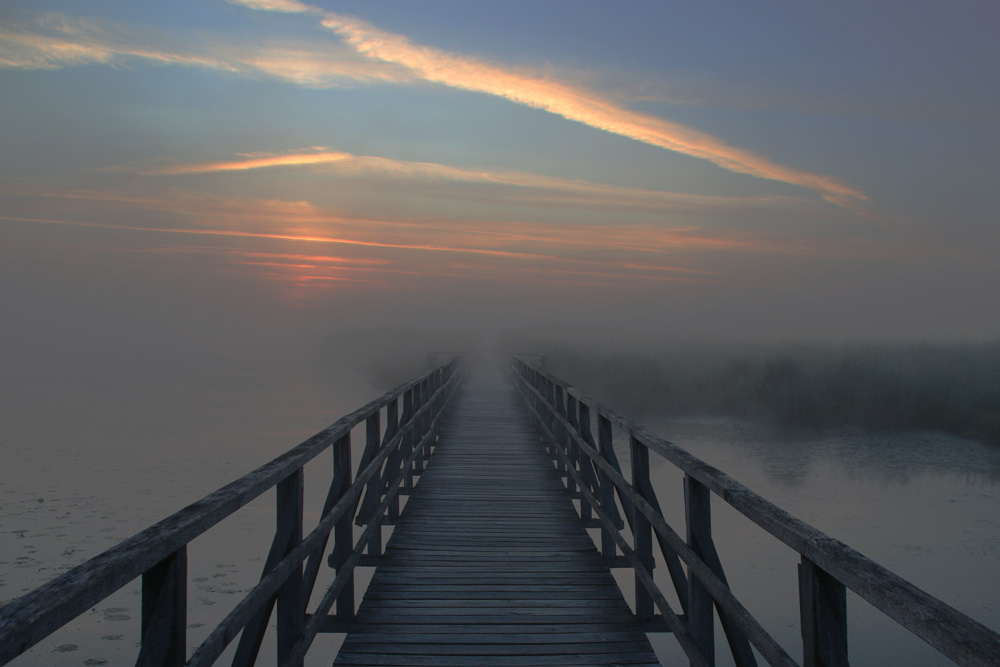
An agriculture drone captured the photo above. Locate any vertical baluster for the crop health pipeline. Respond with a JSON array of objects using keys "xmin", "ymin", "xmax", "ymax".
[
  {"xmin": 231, "ymin": 468, "xmax": 305, "ymax": 666},
  {"xmin": 386, "ymin": 396, "xmax": 402, "ymax": 522},
  {"xmin": 597, "ymin": 414, "xmax": 616, "ymax": 559},
  {"xmin": 402, "ymin": 388, "xmax": 415, "ymax": 494},
  {"xmin": 799, "ymin": 557, "xmax": 848, "ymax": 667},
  {"xmin": 529, "ymin": 370, "xmax": 538, "ymax": 421},
  {"xmin": 546, "ymin": 379, "xmax": 556, "ymax": 441},
  {"xmin": 365, "ymin": 411, "xmax": 382, "ymax": 557},
  {"xmin": 137, "ymin": 546, "xmax": 187, "ymax": 667},
  {"xmin": 549, "ymin": 386, "xmax": 576, "ymax": 472},
  {"xmin": 331, "ymin": 436, "xmax": 354, "ymax": 621},
  {"xmin": 427, "ymin": 373, "xmax": 436, "ymax": 445},
  {"xmin": 556, "ymin": 387, "xmax": 574, "ymax": 497},
  {"xmin": 685, "ymin": 474, "xmax": 715, "ymax": 666},
  {"xmin": 412, "ymin": 380, "xmax": 425, "ymax": 477},
  {"xmin": 578, "ymin": 402, "xmax": 599, "ymax": 523},
  {"xmin": 426, "ymin": 371, "xmax": 439, "ymax": 454},
  {"xmin": 568, "ymin": 395, "xmax": 590, "ymax": 521},
  {"xmin": 630, "ymin": 436, "xmax": 654, "ymax": 621},
  {"xmin": 276, "ymin": 469, "xmax": 304, "ymax": 667}
]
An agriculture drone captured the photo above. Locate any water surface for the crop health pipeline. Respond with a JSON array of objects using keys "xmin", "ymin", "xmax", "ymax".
[{"xmin": 634, "ymin": 416, "xmax": 1000, "ymax": 666}]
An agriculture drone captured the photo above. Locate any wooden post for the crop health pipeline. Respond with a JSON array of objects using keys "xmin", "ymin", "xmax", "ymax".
[
  {"xmin": 630, "ymin": 436, "xmax": 654, "ymax": 621},
  {"xmin": 412, "ymin": 381, "xmax": 424, "ymax": 477},
  {"xmin": 800, "ymin": 556, "xmax": 849, "ymax": 667},
  {"xmin": 402, "ymin": 388, "xmax": 415, "ymax": 494},
  {"xmin": 332, "ymin": 435, "xmax": 355, "ymax": 621},
  {"xmin": 545, "ymin": 379, "xmax": 557, "ymax": 441},
  {"xmin": 276, "ymin": 468, "xmax": 304, "ymax": 667},
  {"xmin": 556, "ymin": 387, "xmax": 575, "ymax": 497},
  {"xmin": 365, "ymin": 411, "xmax": 382, "ymax": 557},
  {"xmin": 685, "ymin": 474, "xmax": 715, "ymax": 666},
  {"xmin": 231, "ymin": 468, "xmax": 305, "ymax": 667},
  {"xmin": 566, "ymin": 393, "xmax": 578, "ymax": 465},
  {"xmin": 578, "ymin": 402, "xmax": 600, "ymax": 522},
  {"xmin": 597, "ymin": 414, "xmax": 617, "ymax": 559},
  {"xmin": 137, "ymin": 546, "xmax": 186, "ymax": 667},
  {"xmin": 384, "ymin": 398, "xmax": 400, "ymax": 522},
  {"xmin": 426, "ymin": 371, "xmax": 440, "ymax": 454},
  {"xmin": 572, "ymin": 398, "xmax": 591, "ymax": 521}
]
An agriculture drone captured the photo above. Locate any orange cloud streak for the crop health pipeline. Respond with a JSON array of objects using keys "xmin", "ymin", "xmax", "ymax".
[
  {"xmin": 145, "ymin": 151, "xmax": 353, "ymax": 175},
  {"xmin": 0, "ymin": 214, "xmax": 559, "ymax": 262},
  {"xmin": 0, "ymin": 16, "xmax": 411, "ymax": 86},
  {"xmin": 2, "ymin": 186, "xmax": 814, "ymax": 259},
  {"xmin": 227, "ymin": 0, "xmax": 865, "ymax": 205},
  {"xmin": 131, "ymin": 147, "xmax": 806, "ymax": 214}
]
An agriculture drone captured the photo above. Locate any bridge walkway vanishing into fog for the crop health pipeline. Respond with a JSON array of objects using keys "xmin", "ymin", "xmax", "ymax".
[
  {"xmin": 2, "ymin": 354, "xmax": 1000, "ymax": 667},
  {"xmin": 333, "ymin": 368, "xmax": 659, "ymax": 666}
]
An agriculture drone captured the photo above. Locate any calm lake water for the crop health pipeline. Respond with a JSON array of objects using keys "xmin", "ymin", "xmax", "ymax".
[
  {"xmin": 631, "ymin": 416, "xmax": 1000, "ymax": 667},
  {"xmin": 2, "ymin": 362, "xmax": 998, "ymax": 666},
  {"xmin": 0, "ymin": 350, "xmax": 369, "ymax": 666}
]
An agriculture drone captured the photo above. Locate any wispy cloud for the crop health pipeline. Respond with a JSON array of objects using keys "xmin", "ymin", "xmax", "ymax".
[
  {"xmin": 0, "ymin": 14, "xmax": 411, "ymax": 87},
  {"xmin": 226, "ymin": 0, "xmax": 865, "ymax": 206},
  {"xmin": 127, "ymin": 147, "xmax": 807, "ymax": 215},
  {"xmin": 139, "ymin": 150, "xmax": 354, "ymax": 175},
  {"xmin": 2, "ymin": 184, "xmax": 843, "ymax": 270},
  {"xmin": 6, "ymin": 7, "xmax": 867, "ymax": 207}
]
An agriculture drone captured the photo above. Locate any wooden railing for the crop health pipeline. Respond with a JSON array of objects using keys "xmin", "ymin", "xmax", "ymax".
[
  {"xmin": 0, "ymin": 356, "xmax": 463, "ymax": 667},
  {"xmin": 510, "ymin": 355, "xmax": 1000, "ymax": 667}
]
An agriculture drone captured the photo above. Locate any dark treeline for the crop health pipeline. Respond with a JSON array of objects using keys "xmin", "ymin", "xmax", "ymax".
[{"xmin": 504, "ymin": 332, "xmax": 1000, "ymax": 445}]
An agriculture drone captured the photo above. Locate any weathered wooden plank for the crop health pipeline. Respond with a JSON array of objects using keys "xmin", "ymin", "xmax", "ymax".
[
  {"xmin": 366, "ymin": 581, "xmax": 622, "ymax": 590},
  {"xmin": 513, "ymin": 355, "xmax": 1000, "ymax": 667},
  {"xmin": 338, "ymin": 641, "xmax": 657, "ymax": 656},
  {"xmin": 136, "ymin": 546, "xmax": 186, "ymax": 667},
  {"xmin": 685, "ymin": 475, "xmax": 715, "ymax": 667},
  {"xmin": 346, "ymin": 622, "xmax": 655, "ymax": 634},
  {"xmin": 800, "ymin": 556, "xmax": 848, "ymax": 667},
  {"xmin": 335, "ymin": 653, "xmax": 660, "ymax": 666},
  {"xmin": 351, "ymin": 599, "xmax": 632, "ymax": 610},
  {"xmin": 334, "ymin": 369, "xmax": 655, "ymax": 667},
  {"xmin": 276, "ymin": 469, "xmax": 305, "ymax": 667},
  {"xmin": 0, "ymin": 358, "xmax": 463, "ymax": 665},
  {"xmin": 341, "ymin": 631, "xmax": 647, "ymax": 643}
]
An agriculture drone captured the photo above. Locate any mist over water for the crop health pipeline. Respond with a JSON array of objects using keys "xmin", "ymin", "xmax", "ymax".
[
  {"xmin": 2, "ymin": 329, "xmax": 998, "ymax": 666},
  {"xmin": 0, "ymin": 327, "xmax": 479, "ymax": 665},
  {"xmin": 628, "ymin": 417, "xmax": 1000, "ymax": 667}
]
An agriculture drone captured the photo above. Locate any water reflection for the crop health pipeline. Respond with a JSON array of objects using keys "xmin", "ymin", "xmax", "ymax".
[
  {"xmin": 0, "ymin": 348, "xmax": 373, "ymax": 666},
  {"xmin": 657, "ymin": 417, "xmax": 1000, "ymax": 487},
  {"xmin": 629, "ymin": 416, "xmax": 1000, "ymax": 667}
]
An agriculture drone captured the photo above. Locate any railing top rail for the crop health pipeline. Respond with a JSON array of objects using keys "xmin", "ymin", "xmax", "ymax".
[
  {"xmin": 0, "ymin": 356, "xmax": 461, "ymax": 662},
  {"xmin": 510, "ymin": 354, "xmax": 1000, "ymax": 667}
]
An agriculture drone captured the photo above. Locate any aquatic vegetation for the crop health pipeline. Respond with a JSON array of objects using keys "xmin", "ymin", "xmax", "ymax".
[{"xmin": 505, "ymin": 333, "xmax": 1000, "ymax": 445}]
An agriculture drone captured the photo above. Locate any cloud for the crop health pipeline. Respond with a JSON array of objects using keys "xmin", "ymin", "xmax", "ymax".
[
  {"xmin": 224, "ymin": 0, "xmax": 319, "ymax": 13},
  {"xmin": 139, "ymin": 150, "xmax": 355, "ymax": 175},
  {"xmin": 2, "ymin": 184, "xmax": 837, "ymax": 275},
  {"xmin": 0, "ymin": 14, "xmax": 411, "ymax": 87},
  {"xmin": 127, "ymin": 147, "xmax": 807, "ymax": 215},
  {"xmin": 6, "ymin": 7, "xmax": 864, "ymax": 206},
  {"xmin": 226, "ymin": 0, "xmax": 865, "ymax": 205}
]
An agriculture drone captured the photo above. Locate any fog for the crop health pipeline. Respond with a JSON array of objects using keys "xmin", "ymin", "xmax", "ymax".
[
  {"xmin": 2, "ymin": 161, "xmax": 998, "ymax": 667},
  {"xmin": 3, "ymin": 282, "xmax": 1000, "ymax": 665}
]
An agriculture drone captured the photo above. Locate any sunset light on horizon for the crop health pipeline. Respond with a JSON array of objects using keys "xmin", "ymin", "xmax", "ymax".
[
  {"xmin": 2, "ymin": 0, "xmax": 998, "ymax": 340},
  {"xmin": 4, "ymin": 7, "xmax": 1000, "ymax": 665}
]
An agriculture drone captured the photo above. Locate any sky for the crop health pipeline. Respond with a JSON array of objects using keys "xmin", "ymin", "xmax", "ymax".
[{"xmin": 2, "ymin": 0, "xmax": 999, "ymax": 349}]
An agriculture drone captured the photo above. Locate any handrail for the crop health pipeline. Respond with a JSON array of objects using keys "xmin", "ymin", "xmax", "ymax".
[
  {"xmin": 0, "ymin": 355, "xmax": 464, "ymax": 666},
  {"xmin": 509, "ymin": 355, "xmax": 1000, "ymax": 667}
]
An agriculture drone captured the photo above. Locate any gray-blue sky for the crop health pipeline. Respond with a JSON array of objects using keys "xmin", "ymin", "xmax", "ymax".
[{"xmin": 2, "ymin": 0, "xmax": 998, "ymax": 343}]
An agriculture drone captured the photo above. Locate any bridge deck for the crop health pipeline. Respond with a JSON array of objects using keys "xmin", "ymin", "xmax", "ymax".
[{"xmin": 333, "ymin": 367, "xmax": 659, "ymax": 666}]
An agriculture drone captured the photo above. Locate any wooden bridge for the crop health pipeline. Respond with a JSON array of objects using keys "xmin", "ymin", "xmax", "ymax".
[{"xmin": 1, "ymin": 354, "xmax": 999, "ymax": 667}]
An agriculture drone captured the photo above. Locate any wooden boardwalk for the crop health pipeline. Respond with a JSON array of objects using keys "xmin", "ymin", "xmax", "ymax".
[
  {"xmin": 7, "ymin": 355, "xmax": 997, "ymax": 667},
  {"xmin": 334, "ymin": 367, "xmax": 659, "ymax": 666}
]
